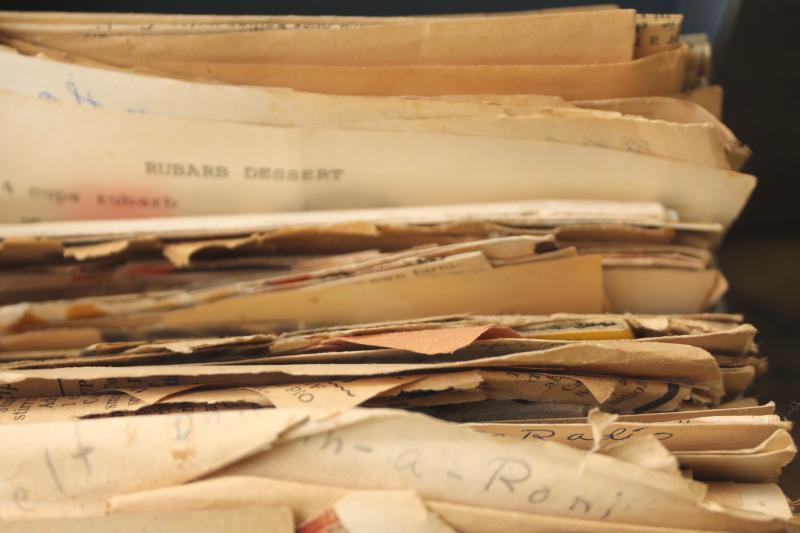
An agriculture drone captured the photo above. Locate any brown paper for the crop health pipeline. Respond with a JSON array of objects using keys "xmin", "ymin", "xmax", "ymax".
[
  {"xmin": 158, "ymin": 254, "xmax": 605, "ymax": 328},
  {"xmin": 0, "ymin": 8, "xmax": 622, "ymax": 34},
  {"xmin": 0, "ymin": 337, "xmax": 723, "ymax": 402},
  {"xmin": 17, "ymin": 10, "xmax": 636, "ymax": 67},
  {"xmin": 0, "ymin": 244, "xmax": 598, "ymax": 334},
  {"xmin": 334, "ymin": 325, "xmax": 500, "ymax": 355},
  {"xmin": 103, "ymin": 45, "xmax": 687, "ymax": 99},
  {"xmin": 0, "ymin": 327, "xmax": 101, "ymax": 352}
]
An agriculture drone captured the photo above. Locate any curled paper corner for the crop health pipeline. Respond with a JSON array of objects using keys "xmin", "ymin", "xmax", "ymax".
[
  {"xmin": 601, "ymin": 434, "xmax": 682, "ymax": 476},
  {"xmin": 587, "ymin": 407, "xmax": 619, "ymax": 453},
  {"xmin": 585, "ymin": 407, "xmax": 681, "ymax": 475}
]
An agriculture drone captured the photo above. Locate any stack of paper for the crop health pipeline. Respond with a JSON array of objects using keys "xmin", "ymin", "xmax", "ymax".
[
  {"xmin": 0, "ymin": 200, "xmax": 728, "ymax": 318},
  {"xmin": 0, "ymin": 6, "xmax": 795, "ymax": 532},
  {"xmin": 0, "ymin": 9, "xmax": 753, "ymax": 224}
]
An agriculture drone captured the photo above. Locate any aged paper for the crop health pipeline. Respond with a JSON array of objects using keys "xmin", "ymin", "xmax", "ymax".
[
  {"xmin": 634, "ymin": 14, "xmax": 682, "ymax": 58},
  {"xmin": 468, "ymin": 417, "xmax": 791, "ymax": 453},
  {"xmin": 107, "ymin": 476, "xmax": 729, "ymax": 533},
  {"xmin": 0, "ymin": 199, "xmax": 715, "ymax": 242},
  {"xmin": 0, "ymin": 91, "xmax": 755, "ymax": 225},
  {"xmin": 676, "ymin": 429, "xmax": 797, "ymax": 483},
  {"xmin": 91, "ymin": 45, "xmax": 687, "ymax": 99},
  {"xmin": 0, "ymin": 408, "xmax": 307, "ymax": 518},
  {"xmin": 159, "ymin": 255, "xmax": 604, "ymax": 328},
  {"xmin": 0, "ymin": 385, "xmax": 276, "ymax": 423},
  {"xmin": 0, "ymin": 252, "xmax": 605, "ymax": 334},
  {"xmin": 602, "ymin": 266, "xmax": 726, "ymax": 313},
  {"xmin": 0, "ymin": 45, "xmax": 568, "ymax": 127},
  {"xmin": 0, "ymin": 327, "xmax": 101, "ymax": 351},
  {"xmin": 0, "ymin": 8, "xmax": 623, "ymax": 32},
  {"xmin": 0, "ymin": 45, "xmax": 730, "ymax": 167},
  {"xmin": 0, "ymin": 407, "xmax": 791, "ymax": 531},
  {"xmin": 299, "ymin": 490, "xmax": 455, "ymax": 533},
  {"xmin": 704, "ymin": 482, "xmax": 792, "ymax": 520},
  {"xmin": 13, "ymin": 10, "xmax": 636, "ymax": 66},
  {"xmin": 347, "ymin": 114, "xmax": 729, "ymax": 168},
  {"xmin": 0, "ymin": 337, "xmax": 723, "ymax": 402},
  {"xmin": 0, "ymin": 507, "xmax": 295, "ymax": 532},
  {"xmin": 219, "ymin": 410, "xmax": 786, "ymax": 531},
  {"xmin": 577, "ymin": 94, "xmax": 748, "ymax": 170},
  {"xmin": 333, "ymin": 325, "xmax": 500, "ymax": 354},
  {"xmin": 0, "ymin": 8, "xmax": 791, "ymax": 525}
]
